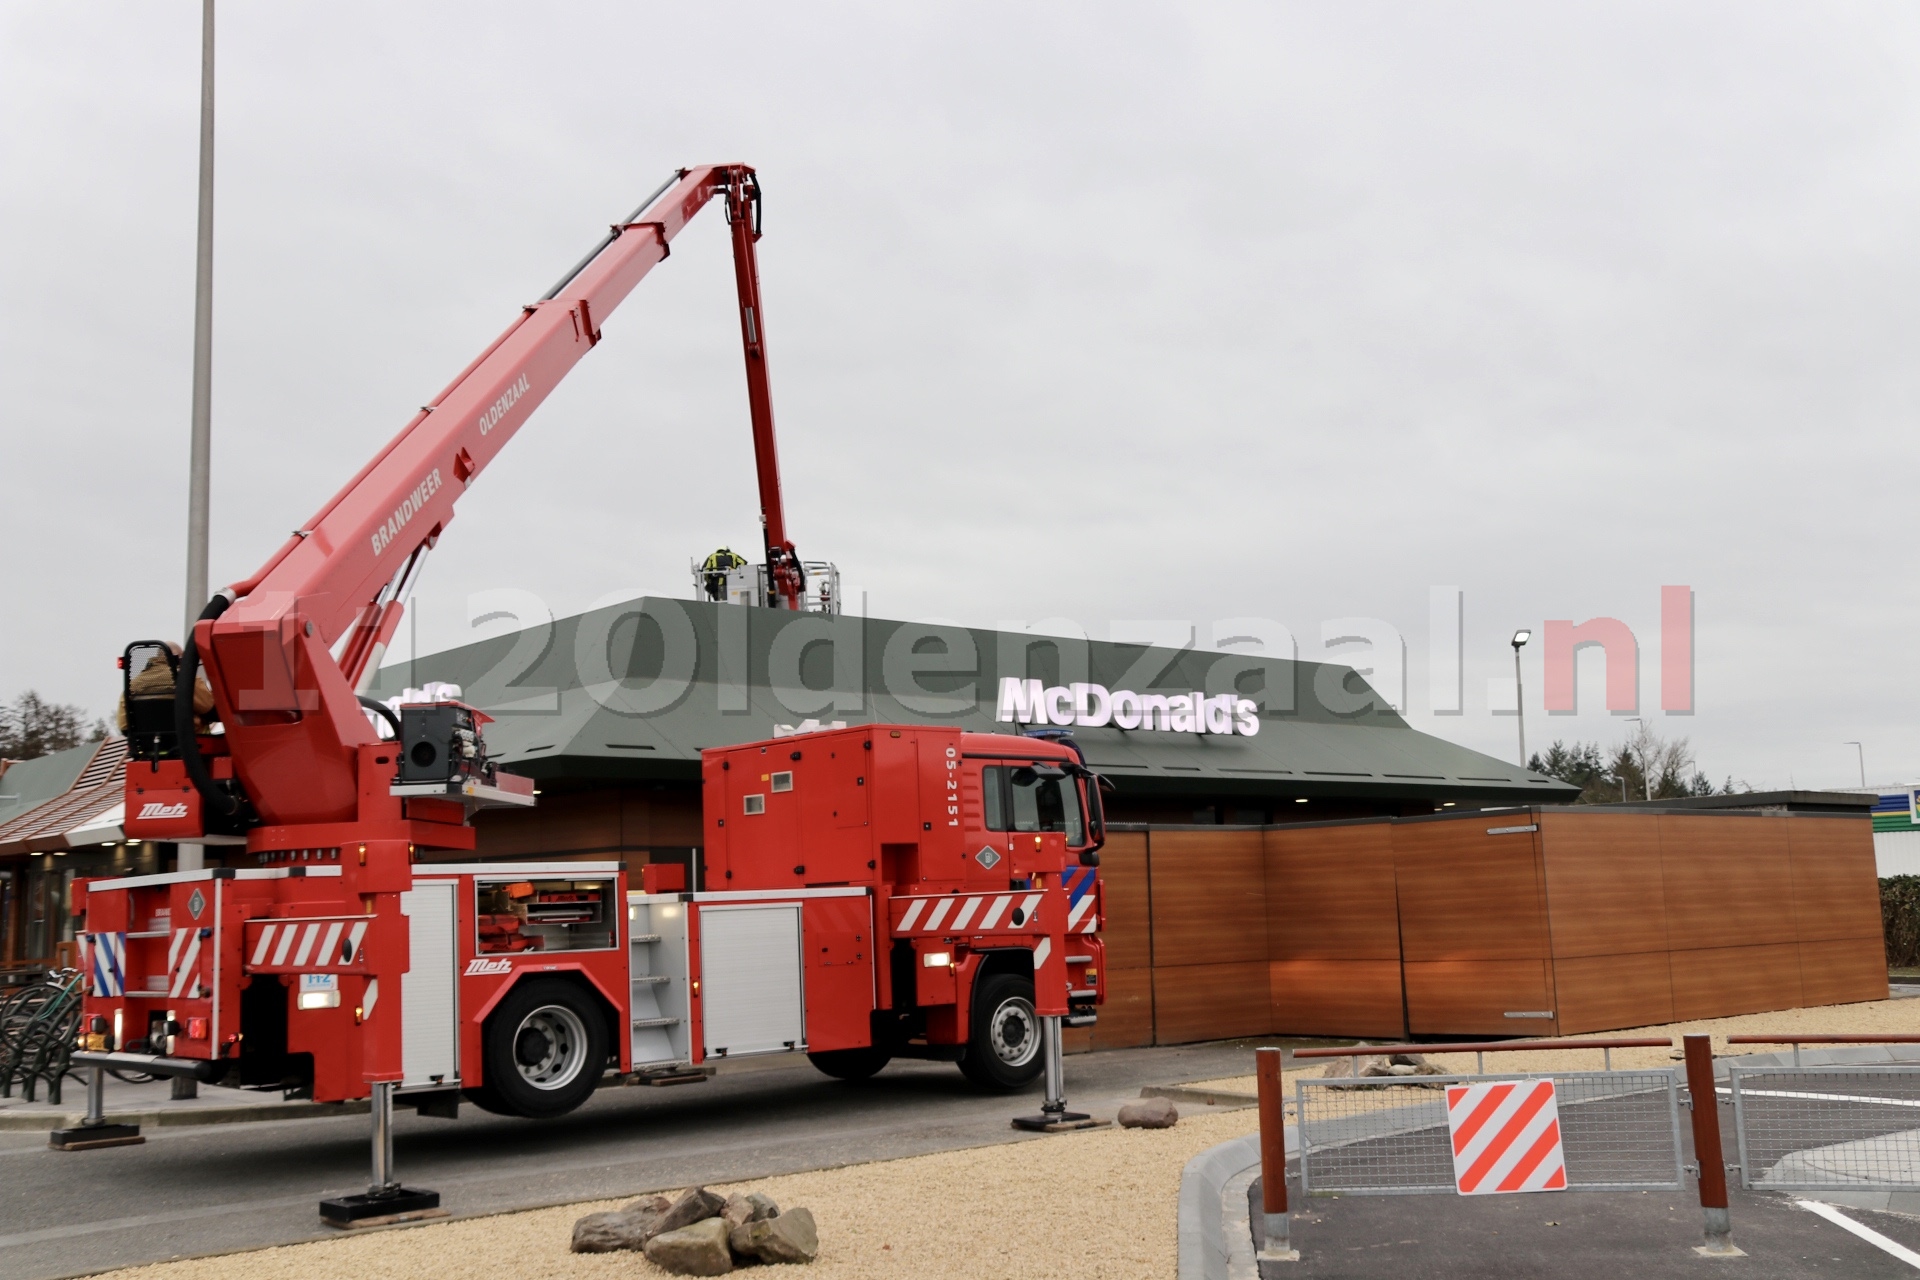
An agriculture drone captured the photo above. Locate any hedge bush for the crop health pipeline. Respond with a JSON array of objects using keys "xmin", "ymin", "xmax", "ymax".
[{"xmin": 1885, "ymin": 876, "xmax": 1920, "ymax": 969}]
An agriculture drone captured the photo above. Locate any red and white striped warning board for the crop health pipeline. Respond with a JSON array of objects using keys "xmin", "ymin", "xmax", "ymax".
[{"xmin": 1444, "ymin": 1079, "xmax": 1568, "ymax": 1195}]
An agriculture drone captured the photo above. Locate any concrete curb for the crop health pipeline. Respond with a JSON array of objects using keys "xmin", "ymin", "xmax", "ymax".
[
  {"xmin": 1176, "ymin": 1126, "xmax": 1298, "ymax": 1280},
  {"xmin": 1142, "ymin": 1085, "xmax": 1259, "ymax": 1110},
  {"xmin": 0, "ymin": 1099, "xmax": 368, "ymax": 1132}
]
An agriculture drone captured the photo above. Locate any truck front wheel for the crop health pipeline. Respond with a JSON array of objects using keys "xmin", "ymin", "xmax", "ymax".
[
  {"xmin": 958, "ymin": 971, "xmax": 1044, "ymax": 1091},
  {"xmin": 467, "ymin": 978, "xmax": 607, "ymax": 1119}
]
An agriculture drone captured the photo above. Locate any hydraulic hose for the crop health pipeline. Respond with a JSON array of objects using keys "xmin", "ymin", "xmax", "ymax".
[
  {"xmin": 176, "ymin": 592, "xmax": 243, "ymax": 820},
  {"xmin": 357, "ymin": 696, "xmax": 402, "ymax": 742}
]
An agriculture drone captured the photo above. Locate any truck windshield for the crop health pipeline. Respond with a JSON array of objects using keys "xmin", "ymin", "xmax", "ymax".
[{"xmin": 982, "ymin": 765, "xmax": 1086, "ymax": 846}]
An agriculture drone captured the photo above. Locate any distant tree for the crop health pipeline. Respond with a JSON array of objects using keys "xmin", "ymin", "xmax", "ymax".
[
  {"xmin": 1530, "ymin": 726, "xmax": 1737, "ymax": 803},
  {"xmin": 1529, "ymin": 740, "xmax": 1611, "ymax": 801},
  {"xmin": 0, "ymin": 691, "xmax": 107, "ymax": 761}
]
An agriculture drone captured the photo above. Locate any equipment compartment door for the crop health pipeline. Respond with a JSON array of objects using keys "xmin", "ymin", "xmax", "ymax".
[
  {"xmin": 400, "ymin": 880, "xmax": 458, "ymax": 1086},
  {"xmin": 699, "ymin": 904, "xmax": 804, "ymax": 1058}
]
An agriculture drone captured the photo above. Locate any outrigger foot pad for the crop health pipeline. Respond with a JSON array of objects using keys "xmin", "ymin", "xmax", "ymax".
[
  {"xmin": 1011, "ymin": 1110, "xmax": 1106, "ymax": 1132},
  {"xmin": 48, "ymin": 1123, "xmax": 143, "ymax": 1151},
  {"xmin": 320, "ymin": 1187, "xmax": 442, "ymax": 1228}
]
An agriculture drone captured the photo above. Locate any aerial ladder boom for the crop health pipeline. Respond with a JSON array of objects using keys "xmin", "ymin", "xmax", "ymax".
[
  {"xmin": 724, "ymin": 172, "xmax": 805, "ymax": 612},
  {"xmin": 180, "ymin": 165, "xmax": 798, "ymax": 832}
]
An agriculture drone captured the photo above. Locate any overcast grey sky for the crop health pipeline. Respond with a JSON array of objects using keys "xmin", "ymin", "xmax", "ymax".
[{"xmin": 3, "ymin": 2, "xmax": 1916, "ymax": 789}]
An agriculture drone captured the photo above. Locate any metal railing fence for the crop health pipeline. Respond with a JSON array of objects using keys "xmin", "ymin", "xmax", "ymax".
[
  {"xmin": 1731, "ymin": 1064, "xmax": 1920, "ymax": 1191},
  {"xmin": 1296, "ymin": 1068, "xmax": 1685, "ymax": 1195}
]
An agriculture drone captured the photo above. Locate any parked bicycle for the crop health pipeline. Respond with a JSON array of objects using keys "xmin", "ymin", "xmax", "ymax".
[{"xmin": 0, "ymin": 969, "xmax": 85, "ymax": 1104}]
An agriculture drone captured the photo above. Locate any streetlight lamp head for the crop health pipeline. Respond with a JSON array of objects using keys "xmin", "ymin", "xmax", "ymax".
[{"xmin": 1511, "ymin": 629, "xmax": 1532, "ymax": 649}]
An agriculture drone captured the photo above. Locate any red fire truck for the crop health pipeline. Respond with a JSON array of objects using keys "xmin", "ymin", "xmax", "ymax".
[
  {"xmin": 81, "ymin": 722, "xmax": 1104, "ymax": 1116},
  {"xmin": 66, "ymin": 167, "xmax": 1105, "ymax": 1214}
]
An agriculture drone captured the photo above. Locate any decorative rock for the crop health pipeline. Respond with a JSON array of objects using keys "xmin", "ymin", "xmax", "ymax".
[
  {"xmin": 656, "ymin": 1186, "xmax": 729, "ymax": 1236},
  {"xmin": 570, "ymin": 1195, "xmax": 671, "ymax": 1252},
  {"xmin": 1358, "ymin": 1051, "xmax": 1445, "ymax": 1089},
  {"xmin": 729, "ymin": 1206, "xmax": 818, "ymax": 1264},
  {"xmin": 724, "ymin": 1191, "xmax": 781, "ymax": 1231},
  {"xmin": 1318, "ymin": 1048, "xmax": 1390, "ymax": 1079},
  {"xmin": 1117, "ymin": 1096, "xmax": 1179, "ymax": 1129},
  {"xmin": 645, "ymin": 1218, "xmax": 735, "ymax": 1275}
]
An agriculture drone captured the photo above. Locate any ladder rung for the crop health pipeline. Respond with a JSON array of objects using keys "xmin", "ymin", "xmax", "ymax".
[
  {"xmin": 1068, "ymin": 988, "xmax": 1098, "ymax": 999},
  {"xmin": 1067, "ymin": 954, "xmax": 1093, "ymax": 963},
  {"xmin": 632, "ymin": 1016, "xmax": 681, "ymax": 1029}
]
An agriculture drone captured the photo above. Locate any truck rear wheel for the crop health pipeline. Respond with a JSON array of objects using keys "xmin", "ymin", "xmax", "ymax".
[
  {"xmin": 808, "ymin": 1047, "xmax": 892, "ymax": 1081},
  {"xmin": 958, "ymin": 971, "xmax": 1044, "ymax": 1091},
  {"xmin": 467, "ymin": 978, "xmax": 607, "ymax": 1119}
]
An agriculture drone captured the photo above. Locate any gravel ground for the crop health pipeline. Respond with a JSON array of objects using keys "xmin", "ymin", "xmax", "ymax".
[
  {"xmin": 1180, "ymin": 994, "xmax": 1919, "ymax": 1093},
  {"xmin": 73, "ymin": 998, "xmax": 1917, "ymax": 1280},
  {"xmin": 87, "ymin": 1109, "xmax": 1258, "ymax": 1280}
]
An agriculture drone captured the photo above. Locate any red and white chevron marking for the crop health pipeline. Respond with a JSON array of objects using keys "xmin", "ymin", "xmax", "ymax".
[
  {"xmin": 1445, "ymin": 1079, "xmax": 1567, "ymax": 1195},
  {"xmin": 892, "ymin": 892, "xmax": 1044, "ymax": 936},
  {"xmin": 246, "ymin": 919, "xmax": 370, "ymax": 973},
  {"xmin": 166, "ymin": 927, "xmax": 203, "ymax": 998},
  {"xmin": 1066, "ymin": 892, "xmax": 1098, "ymax": 934}
]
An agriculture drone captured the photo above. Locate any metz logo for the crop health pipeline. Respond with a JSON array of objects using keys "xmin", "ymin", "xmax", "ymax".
[
  {"xmin": 464, "ymin": 958, "xmax": 513, "ymax": 977},
  {"xmin": 137, "ymin": 802, "xmax": 190, "ymax": 821}
]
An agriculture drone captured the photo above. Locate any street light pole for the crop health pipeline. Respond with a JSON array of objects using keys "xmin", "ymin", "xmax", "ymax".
[
  {"xmin": 1845, "ymin": 742, "xmax": 1865, "ymax": 789},
  {"xmin": 184, "ymin": 0, "xmax": 215, "ymax": 641},
  {"xmin": 1510, "ymin": 630, "xmax": 1531, "ymax": 766},
  {"xmin": 178, "ymin": 0, "xmax": 214, "ymax": 887}
]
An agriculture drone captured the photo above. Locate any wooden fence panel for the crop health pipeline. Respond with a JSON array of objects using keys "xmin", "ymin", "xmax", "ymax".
[
  {"xmin": 1393, "ymin": 818, "xmax": 1550, "ymax": 962},
  {"xmin": 1152, "ymin": 962, "xmax": 1272, "ymax": 1045},
  {"xmin": 1552, "ymin": 951, "xmax": 1674, "ymax": 1035},
  {"xmin": 1269, "ymin": 959, "xmax": 1405, "ymax": 1038},
  {"xmin": 1798, "ymin": 939, "xmax": 1890, "ymax": 1008},
  {"xmin": 1660, "ymin": 815, "xmax": 1796, "ymax": 951},
  {"xmin": 1539, "ymin": 812, "xmax": 1670, "ymax": 958},
  {"xmin": 1404, "ymin": 959, "xmax": 1557, "ymax": 1037},
  {"xmin": 1669, "ymin": 942, "xmax": 1805, "ymax": 1021},
  {"xmin": 1147, "ymin": 830, "xmax": 1267, "ymax": 968},
  {"xmin": 1787, "ymin": 818, "xmax": 1886, "ymax": 943},
  {"xmin": 1265, "ymin": 822, "xmax": 1399, "ymax": 960}
]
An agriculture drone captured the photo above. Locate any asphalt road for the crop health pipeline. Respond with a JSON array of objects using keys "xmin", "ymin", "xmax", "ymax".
[
  {"xmin": 1272, "ymin": 1183, "xmax": 1920, "ymax": 1279},
  {"xmin": 0, "ymin": 1041, "xmax": 1257, "ymax": 1280}
]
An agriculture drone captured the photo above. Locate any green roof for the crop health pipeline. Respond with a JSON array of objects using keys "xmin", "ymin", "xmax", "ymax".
[
  {"xmin": 0, "ymin": 739, "xmax": 101, "ymax": 828},
  {"xmin": 371, "ymin": 597, "xmax": 1573, "ymax": 804}
]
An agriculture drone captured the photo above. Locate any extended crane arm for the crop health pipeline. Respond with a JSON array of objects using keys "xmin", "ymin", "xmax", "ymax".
[{"xmin": 191, "ymin": 164, "xmax": 799, "ymax": 828}]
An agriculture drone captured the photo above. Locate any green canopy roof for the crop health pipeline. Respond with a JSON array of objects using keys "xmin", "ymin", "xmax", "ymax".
[{"xmin": 370, "ymin": 597, "xmax": 1572, "ymax": 805}]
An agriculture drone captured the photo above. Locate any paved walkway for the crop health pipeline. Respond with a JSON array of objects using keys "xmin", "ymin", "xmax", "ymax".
[{"xmin": 0, "ymin": 1076, "xmax": 364, "ymax": 1131}]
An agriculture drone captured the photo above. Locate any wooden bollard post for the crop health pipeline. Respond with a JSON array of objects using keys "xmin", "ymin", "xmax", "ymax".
[
  {"xmin": 1682, "ymin": 1034, "xmax": 1741, "ymax": 1257},
  {"xmin": 1255, "ymin": 1047, "xmax": 1297, "ymax": 1262}
]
